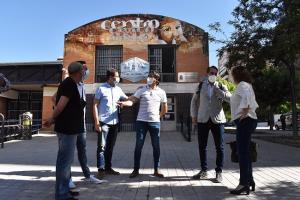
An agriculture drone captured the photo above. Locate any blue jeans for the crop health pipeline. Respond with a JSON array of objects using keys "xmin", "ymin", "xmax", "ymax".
[
  {"xmin": 197, "ymin": 118, "xmax": 224, "ymax": 172},
  {"xmin": 134, "ymin": 121, "xmax": 161, "ymax": 171},
  {"xmin": 235, "ymin": 117, "xmax": 257, "ymax": 186},
  {"xmin": 76, "ymin": 131, "xmax": 91, "ymax": 178},
  {"xmin": 55, "ymin": 133, "xmax": 77, "ymax": 200},
  {"xmin": 97, "ymin": 122, "xmax": 118, "ymax": 170}
]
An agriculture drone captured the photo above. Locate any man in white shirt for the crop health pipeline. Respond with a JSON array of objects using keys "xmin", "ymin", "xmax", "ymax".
[{"xmin": 118, "ymin": 71, "xmax": 168, "ymax": 178}]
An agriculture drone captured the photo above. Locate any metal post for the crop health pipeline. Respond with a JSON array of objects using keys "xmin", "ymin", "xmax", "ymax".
[{"xmin": 0, "ymin": 113, "xmax": 4, "ymax": 148}]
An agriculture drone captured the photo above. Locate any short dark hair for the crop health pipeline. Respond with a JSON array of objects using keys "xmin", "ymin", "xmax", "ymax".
[
  {"xmin": 231, "ymin": 66, "xmax": 253, "ymax": 84},
  {"xmin": 106, "ymin": 68, "xmax": 118, "ymax": 80},
  {"xmin": 76, "ymin": 60, "xmax": 86, "ymax": 65},
  {"xmin": 76, "ymin": 60, "xmax": 87, "ymax": 70},
  {"xmin": 148, "ymin": 71, "xmax": 160, "ymax": 85},
  {"xmin": 207, "ymin": 66, "xmax": 218, "ymax": 73}
]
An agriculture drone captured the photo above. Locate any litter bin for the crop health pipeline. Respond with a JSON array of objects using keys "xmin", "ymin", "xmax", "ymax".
[{"xmin": 20, "ymin": 112, "xmax": 32, "ymax": 140}]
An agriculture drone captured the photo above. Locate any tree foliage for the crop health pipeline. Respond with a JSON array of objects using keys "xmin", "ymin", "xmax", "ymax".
[{"xmin": 211, "ymin": 0, "xmax": 300, "ymax": 135}]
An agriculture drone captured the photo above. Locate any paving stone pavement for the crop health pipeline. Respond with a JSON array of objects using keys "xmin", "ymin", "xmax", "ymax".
[{"xmin": 0, "ymin": 131, "xmax": 300, "ymax": 200}]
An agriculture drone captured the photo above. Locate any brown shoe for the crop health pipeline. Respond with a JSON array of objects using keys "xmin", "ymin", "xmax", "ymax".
[
  {"xmin": 105, "ymin": 168, "xmax": 120, "ymax": 175},
  {"xmin": 96, "ymin": 169, "xmax": 105, "ymax": 179},
  {"xmin": 129, "ymin": 170, "xmax": 139, "ymax": 178},
  {"xmin": 153, "ymin": 170, "xmax": 164, "ymax": 178}
]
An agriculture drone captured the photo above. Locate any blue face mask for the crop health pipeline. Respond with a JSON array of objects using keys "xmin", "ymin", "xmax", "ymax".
[{"xmin": 82, "ymin": 69, "xmax": 89, "ymax": 81}]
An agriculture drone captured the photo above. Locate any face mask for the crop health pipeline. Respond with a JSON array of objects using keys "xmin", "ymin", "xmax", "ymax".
[
  {"xmin": 113, "ymin": 77, "xmax": 120, "ymax": 86},
  {"xmin": 208, "ymin": 75, "xmax": 217, "ymax": 83},
  {"xmin": 147, "ymin": 77, "xmax": 154, "ymax": 85},
  {"xmin": 82, "ymin": 69, "xmax": 89, "ymax": 81}
]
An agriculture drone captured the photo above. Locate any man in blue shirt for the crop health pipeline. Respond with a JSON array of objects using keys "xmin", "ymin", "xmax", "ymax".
[{"xmin": 93, "ymin": 68, "xmax": 128, "ymax": 179}]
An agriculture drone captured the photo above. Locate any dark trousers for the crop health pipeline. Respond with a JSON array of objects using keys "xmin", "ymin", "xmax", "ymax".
[
  {"xmin": 235, "ymin": 117, "xmax": 257, "ymax": 186},
  {"xmin": 134, "ymin": 121, "xmax": 161, "ymax": 171},
  {"xmin": 76, "ymin": 131, "xmax": 91, "ymax": 178},
  {"xmin": 97, "ymin": 122, "xmax": 118, "ymax": 170},
  {"xmin": 197, "ymin": 118, "xmax": 224, "ymax": 172}
]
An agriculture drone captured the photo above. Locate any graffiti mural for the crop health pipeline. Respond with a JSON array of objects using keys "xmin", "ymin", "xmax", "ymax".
[{"xmin": 65, "ymin": 14, "xmax": 208, "ymax": 54}]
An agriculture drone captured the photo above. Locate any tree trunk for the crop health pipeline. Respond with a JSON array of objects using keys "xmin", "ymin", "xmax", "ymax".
[
  {"xmin": 269, "ymin": 108, "xmax": 274, "ymax": 130},
  {"xmin": 289, "ymin": 64, "xmax": 299, "ymax": 137}
]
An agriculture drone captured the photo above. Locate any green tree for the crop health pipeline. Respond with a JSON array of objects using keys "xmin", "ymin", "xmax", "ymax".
[
  {"xmin": 217, "ymin": 77, "xmax": 236, "ymax": 120},
  {"xmin": 213, "ymin": 0, "xmax": 300, "ymax": 136}
]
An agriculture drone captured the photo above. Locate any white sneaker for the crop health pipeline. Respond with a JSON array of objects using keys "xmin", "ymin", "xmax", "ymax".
[
  {"xmin": 69, "ymin": 179, "xmax": 76, "ymax": 189},
  {"xmin": 84, "ymin": 175, "xmax": 108, "ymax": 184}
]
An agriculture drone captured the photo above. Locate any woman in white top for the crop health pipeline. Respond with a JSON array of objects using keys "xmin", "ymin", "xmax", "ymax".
[{"xmin": 229, "ymin": 66, "xmax": 259, "ymax": 195}]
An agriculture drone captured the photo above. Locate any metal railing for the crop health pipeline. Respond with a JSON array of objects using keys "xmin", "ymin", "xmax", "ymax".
[
  {"xmin": 0, "ymin": 117, "xmax": 41, "ymax": 148},
  {"xmin": 180, "ymin": 114, "xmax": 192, "ymax": 142}
]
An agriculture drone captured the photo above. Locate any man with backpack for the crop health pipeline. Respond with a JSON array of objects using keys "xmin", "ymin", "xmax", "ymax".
[{"xmin": 190, "ymin": 66, "xmax": 231, "ymax": 183}]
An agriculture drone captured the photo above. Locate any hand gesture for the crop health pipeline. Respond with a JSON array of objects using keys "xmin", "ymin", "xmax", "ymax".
[
  {"xmin": 43, "ymin": 117, "xmax": 55, "ymax": 127},
  {"xmin": 95, "ymin": 123, "xmax": 102, "ymax": 133}
]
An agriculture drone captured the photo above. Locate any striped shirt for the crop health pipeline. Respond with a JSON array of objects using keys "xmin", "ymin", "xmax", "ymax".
[{"xmin": 134, "ymin": 85, "xmax": 167, "ymax": 122}]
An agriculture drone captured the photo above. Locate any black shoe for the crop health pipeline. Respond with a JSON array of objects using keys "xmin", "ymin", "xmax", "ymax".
[
  {"xmin": 69, "ymin": 191, "xmax": 80, "ymax": 196},
  {"xmin": 153, "ymin": 170, "xmax": 164, "ymax": 178},
  {"xmin": 97, "ymin": 168, "xmax": 105, "ymax": 179},
  {"xmin": 230, "ymin": 185, "xmax": 250, "ymax": 195},
  {"xmin": 129, "ymin": 170, "xmax": 139, "ymax": 178},
  {"xmin": 66, "ymin": 197, "xmax": 78, "ymax": 200},
  {"xmin": 213, "ymin": 172, "xmax": 223, "ymax": 183},
  {"xmin": 105, "ymin": 168, "xmax": 120, "ymax": 175},
  {"xmin": 192, "ymin": 170, "xmax": 208, "ymax": 180}
]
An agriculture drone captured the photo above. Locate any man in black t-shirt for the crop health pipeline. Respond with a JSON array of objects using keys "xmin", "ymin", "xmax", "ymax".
[{"xmin": 44, "ymin": 61, "xmax": 85, "ymax": 200}]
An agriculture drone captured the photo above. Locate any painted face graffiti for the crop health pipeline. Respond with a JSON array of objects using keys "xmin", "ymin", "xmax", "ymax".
[{"xmin": 158, "ymin": 19, "xmax": 188, "ymax": 45}]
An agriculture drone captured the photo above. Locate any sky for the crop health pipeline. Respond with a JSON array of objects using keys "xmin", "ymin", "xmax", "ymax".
[{"xmin": 0, "ymin": 0, "xmax": 238, "ymax": 66}]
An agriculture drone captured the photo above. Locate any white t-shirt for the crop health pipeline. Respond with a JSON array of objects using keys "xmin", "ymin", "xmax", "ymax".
[
  {"xmin": 230, "ymin": 81, "xmax": 259, "ymax": 121},
  {"xmin": 134, "ymin": 85, "xmax": 167, "ymax": 122}
]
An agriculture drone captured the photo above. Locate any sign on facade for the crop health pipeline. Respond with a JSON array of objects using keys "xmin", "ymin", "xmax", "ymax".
[
  {"xmin": 178, "ymin": 72, "xmax": 199, "ymax": 83},
  {"xmin": 120, "ymin": 57, "xmax": 150, "ymax": 82}
]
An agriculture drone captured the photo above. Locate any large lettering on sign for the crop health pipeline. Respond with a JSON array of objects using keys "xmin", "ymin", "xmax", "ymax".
[
  {"xmin": 99, "ymin": 18, "xmax": 160, "ymax": 42},
  {"xmin": 100, "ymin": 18, "xmax": 160, "ymax": 32}
]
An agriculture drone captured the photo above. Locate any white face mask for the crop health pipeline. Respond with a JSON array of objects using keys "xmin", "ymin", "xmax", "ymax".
[
  {"xmin": 113, "ymin": 77, "xmax": 120, "ymax": 85},
  {"xmin": 147, "ymin": 77, "xmax": 154, "ymax": 85},
  {"xmin": 208, "ymin": 75, "xmax": 217, "ymax": 83},
  {"xmin": 82, "ymin": 69, "xmax": 89, "ymax": 81}
]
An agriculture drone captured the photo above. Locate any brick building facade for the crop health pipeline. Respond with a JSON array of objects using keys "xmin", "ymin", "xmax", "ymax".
[{"xmin": 1, "ymin": 14, "xmax": 209, "ymax": 131}]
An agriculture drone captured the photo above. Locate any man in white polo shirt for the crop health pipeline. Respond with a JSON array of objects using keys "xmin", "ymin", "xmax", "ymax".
[{"xmin": 118, "ymin": 71, "xmax": 168, "ymax": 178}]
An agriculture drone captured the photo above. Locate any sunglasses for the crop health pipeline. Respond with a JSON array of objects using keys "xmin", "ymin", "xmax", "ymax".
[{"xmin": 209, "ymin": 72, "xmax": 218, "ymax": 75}]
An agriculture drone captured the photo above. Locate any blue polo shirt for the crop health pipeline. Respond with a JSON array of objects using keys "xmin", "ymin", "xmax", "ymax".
[{"xmin": 94, "ymin": 82, "xmax": 127, "ymax": 125}]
